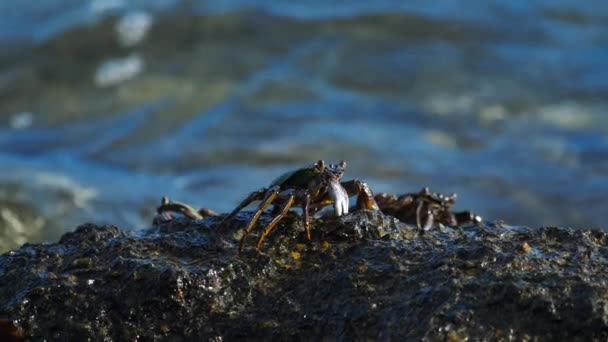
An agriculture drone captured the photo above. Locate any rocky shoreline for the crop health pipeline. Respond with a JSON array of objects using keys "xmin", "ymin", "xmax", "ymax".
[{"xmin": 1, "ymin": 210, "xmax": 607, "ymax": 340}]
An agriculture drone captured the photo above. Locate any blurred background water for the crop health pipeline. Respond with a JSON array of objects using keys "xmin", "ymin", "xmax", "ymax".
[{"xmin": 0, "ymin": 0, "xmax": 607, "ymax": 252}]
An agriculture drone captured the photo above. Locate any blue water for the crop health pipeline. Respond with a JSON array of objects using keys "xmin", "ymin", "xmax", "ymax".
[{"xmin": 0, "ymin": 0, "xmax": 607, "ymax": 251}]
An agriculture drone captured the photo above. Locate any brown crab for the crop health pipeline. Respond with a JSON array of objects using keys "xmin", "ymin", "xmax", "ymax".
[
  {"xmin": 218, "ymin": 160, "xmax": 379, "ymax": 251},
  {"xmin": 375, "ymin": 187, "xmax": 481, "ymax": 230},
  {"xmin": 154, "ymin": 196, "xmax": 218, "ymax": 224}
]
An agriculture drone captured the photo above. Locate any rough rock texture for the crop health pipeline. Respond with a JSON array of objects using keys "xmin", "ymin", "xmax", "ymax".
[{"xmin": 1, "ymin": 210, "xmax": 607, "ymax": 341}]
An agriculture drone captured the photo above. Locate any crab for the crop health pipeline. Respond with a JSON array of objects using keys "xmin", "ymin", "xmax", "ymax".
[
  {"xmin": 375, "ymin": 187, "xmax": 481, "ymax": 230},
  {"xmin": 154, "ymin": 196, "xmax": 218, "ymax": 224},
  {"xmin": 218, "ymin": 160, "xmax": 379, "ymax": 252}
]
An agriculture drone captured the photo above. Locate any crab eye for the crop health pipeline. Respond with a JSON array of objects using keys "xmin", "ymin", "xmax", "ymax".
[
  {"xmin": 326, "ymin": 162, "xmax": 346, "ymax": 177},
  {"xmin": 314, "ymin": 160, "xmax": 325, "ymax": 171}
]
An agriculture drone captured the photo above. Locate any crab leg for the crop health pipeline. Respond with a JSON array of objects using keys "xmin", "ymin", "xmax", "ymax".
[
  {"xmin": 255, "ymin": 194, "xmax": 296, "ymax": 250},
  {"xmin": 157, "ymin": 197, "xmax": 204, "ymax": 220},
  {"xmin": 454, "ymin": 211, "xmax": 482, "ymax": 225},
  {"xmin": 218, "ymin": 188, "xmax": 267, "ymax": 230},
  {"xmin": 415, "ymin": 200, "xmax": 423, "ymax": 230},
  {"xmin": 198, "ymin": 208, "xmax": 219, "ymax": 217},
  {"xmin": 422, "ymin": 214, "xmax": 434, "ymax": 231},
  {"xmin": 414, "ymin": 200, "xmax": 435, "ymax": 231},
  {"xmin": 302, "ymin": 193, "xmax": 312, "ymax": 240},
  {"xmin": 341, "ymin": 179, "xmax": 380, "ymax": 210},
  {"xmin": 238, "ymin": 186, "xmax": 280, "ymax": 251}
]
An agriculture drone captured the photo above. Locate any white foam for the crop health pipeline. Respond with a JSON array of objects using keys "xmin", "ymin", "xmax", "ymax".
[
  {"xmin": 116, "ymin": 11, "xmax": 153, "ymax": 47},
  {"xmin": 94, "ymin": 54, "xmax": 144, "ymax": 87},
  {"xmin": 35, "ymin": 173, "xmax": 98, "ymax": 209},
  {"xmin": 9, "ymin": 112, "xmax": 34, "ymax": 129}
]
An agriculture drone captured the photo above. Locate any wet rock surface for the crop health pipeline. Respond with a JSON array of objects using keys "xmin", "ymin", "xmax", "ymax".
[{"xmin": 1, "ymin": 210, "xmax": 607, "ymax": 341}]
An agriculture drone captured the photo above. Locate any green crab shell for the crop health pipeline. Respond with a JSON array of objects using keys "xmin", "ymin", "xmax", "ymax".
[{"xmin": 271, "ymin": 166, "xmax": 322, "ymax": 189}]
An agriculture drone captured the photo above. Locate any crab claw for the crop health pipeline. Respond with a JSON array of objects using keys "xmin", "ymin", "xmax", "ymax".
[{"xmin": 327, "ymin": 178, "xmax": 349, "ymax": 216}]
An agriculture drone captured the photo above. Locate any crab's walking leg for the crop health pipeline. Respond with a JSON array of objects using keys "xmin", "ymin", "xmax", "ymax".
[
  {"xmin": 255, "ymin": 194, "xmax": 296, "ymax": 250},
  {"xmin": 422, "ymin": 215, "xmax": 434, "ymax": 231},
  {"xmin": 157, "ymin": 197, "xmax": 204, "ymax": 220},
  {"xmin": 415, "ymin": 200, "xmax": 423, "ymax": 230},
  {"xmin": 302, "ymin": 193, "xmax": 312, "ymax": 240},
  {"xmin": 415, "ymin": 200, "xmax": 434, "ymax": 231},
  {"xmin": 454, "ymin": 211, "xmax": 482, "ymax": 225},
  {"xmin": 239, "ymin": 186, "xmax": 280, "ymax": 251},
  {"xmin": 218, "ymin": 188, "xmax": 267, "ymax": 230},
  {"xmin": 198, "ymin": 208, "xmax": 219, "ymax": 217},
  {"xmin": 341, "ymin": 180, "xmax": 380, "ymax": 210}
]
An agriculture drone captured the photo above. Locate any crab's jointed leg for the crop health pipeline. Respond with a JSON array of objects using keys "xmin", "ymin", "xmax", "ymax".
[
  {"xmin": 218, "ymin": 188, "xmax": 267, "ymax": 230},
  {"xmin": 238, "ymin": 186, "xmax": 280, "ymax": 251},
  {"xmin": 341, "ymin": 179, "xmax": 380, "ymax": 211},
  {"xmin": 198, "ymin": 208, "xmax": 219, "ymax": 217},
  {"xmin": 302, "ymin": 193, "xmax": 312, "ymax": 240},
  {"xmin": 415, "ymin": 200, "xmax": 434, "ymax": 231},
  {"xmin": 157, "ymin": 196, "xmax": 202, "ymax": 220},
  {"xmin": 454, "ymin": 211, "xmax": 482, "ymax": 225},
  {"xmin": 415, "ymin": 200, "xmax": 423, "ymax": 229},
  {"xmin": 156, "ymin": 197, "xmax": 218, "ymax": 221},
  {"xmin": 255, "ymin": 193, "xmax": 296, "ymax": 250}
]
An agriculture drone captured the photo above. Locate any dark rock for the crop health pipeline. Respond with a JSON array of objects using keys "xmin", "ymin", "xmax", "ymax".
[{"xmin": 1, "ymin": 211, "xmax": 607, "ymax": 341}]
